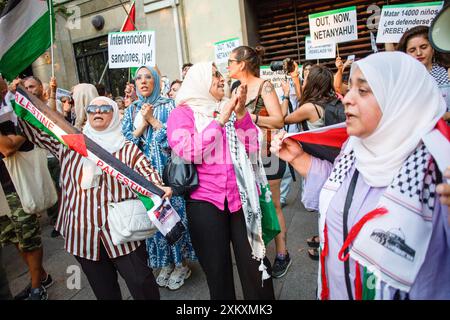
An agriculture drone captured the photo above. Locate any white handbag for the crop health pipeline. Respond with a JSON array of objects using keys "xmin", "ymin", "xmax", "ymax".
[
  {"xmin": 2, "ymin": 147, "xmax": 58, "ymax": 214},
  {"xmin": 107, "ymin": 199, "xmax": 157, "ymax": 245}
]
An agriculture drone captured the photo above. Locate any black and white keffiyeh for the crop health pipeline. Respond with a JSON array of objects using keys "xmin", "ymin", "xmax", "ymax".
[{"xmin": 430, "ymin": 63, "xmax": 450, "ymax": 86}]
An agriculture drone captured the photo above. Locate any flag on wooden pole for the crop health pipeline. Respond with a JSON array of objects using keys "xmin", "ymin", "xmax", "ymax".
[{"xmin": 0, "ymin": 0, "xmax": 55, "ymax": 81}]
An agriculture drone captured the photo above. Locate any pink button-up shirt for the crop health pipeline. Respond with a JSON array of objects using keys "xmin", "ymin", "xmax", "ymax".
[{"xmin": 167, "ymin": 105, "xmax": 259, "ymax": 213}]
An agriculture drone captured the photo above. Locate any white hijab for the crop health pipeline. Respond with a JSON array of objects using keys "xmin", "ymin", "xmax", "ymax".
[
  {"xmin": 348, "ymin": 52, "xmax": 446, "ymax": 187},
  {"xmin": 81, "ymin": 96, "xmax": 126, "ymax": 189},
  {"xmin": 175, "ymin": 62, "xmax": 225, "ymax": 132}
]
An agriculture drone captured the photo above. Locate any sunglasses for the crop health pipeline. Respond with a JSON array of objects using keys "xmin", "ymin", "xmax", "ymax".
[
  {"xmin": 86, "ymin": 104, "xmax": 113, "ymax": 114},
  {"xmin": 135, "ymin": 74, "xmax": 152, "ymax": 81},
  {"xmin": 227, "ymin": 59, "xmax": 239, "ymax": 66}
]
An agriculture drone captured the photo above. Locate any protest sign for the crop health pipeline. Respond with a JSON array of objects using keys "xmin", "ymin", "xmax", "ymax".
[
  {"xmin": 309, "ymin": 6, "xmax": 358, "ymax": 45},
  {"xmin": 376, "ymin": 1, "xmax": 444, "ymax": 43},
  {"xmin": 214, "ymin": 37, "xmax": 240, "ymax": 65},
  {"xmin": 56, "ymin": 88, "xmax": 71, "ymax": 100},
  {"xmin": 305, "ymin": 36, "xmax": 336, "ymax": 60},
  {"xmin": 214, "ymin": 37, "xmax": 240, "ymax": 75},
  {"xmin": 260, "ymin": 66, "xmax": 286, "ymax": 101},
  {"xmin": 108, "ymin": 30, "xmax": 155, "ymax": 69}
]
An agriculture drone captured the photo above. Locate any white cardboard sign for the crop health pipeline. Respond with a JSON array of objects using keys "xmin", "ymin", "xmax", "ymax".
[
  {"xmin": 376, "ymin": 2, "xmax": 444, "ymax": 43},
  {"xmin": 214, "ymin": 37, "xmax": 240, "ymax": 65},
  {"xmin": 309, "ymin": 6, "xmax": 358, "ymax": 46},
  {"xmin": 108, "ymin": 30, "xmax": 155, "ymax": 69},
  {"xmin": 305, "ymin": 36, "xmax": 336, "ymax": 60}
]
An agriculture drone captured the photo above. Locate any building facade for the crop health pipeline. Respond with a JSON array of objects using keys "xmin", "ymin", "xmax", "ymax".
[{"xmin": 33, "ymin": 0, "xmax": 426, "ymax": 96}]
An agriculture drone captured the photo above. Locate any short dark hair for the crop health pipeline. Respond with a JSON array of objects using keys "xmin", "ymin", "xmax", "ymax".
[
  {"xmin": 170, "ymin": 79, "xmax": 182, "ymax": 88},
  {"xmin": 24, "ymin": 75, "xmax": 42, "ymax": 86},
  {"xmin": 182, "ymin": 63, "xmax": 193, "ymax": 70}
]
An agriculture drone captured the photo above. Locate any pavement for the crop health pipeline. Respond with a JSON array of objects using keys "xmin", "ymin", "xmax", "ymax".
[{"xmin": 2, "ymin": 175, "xmax": 319, "ymax": 300}]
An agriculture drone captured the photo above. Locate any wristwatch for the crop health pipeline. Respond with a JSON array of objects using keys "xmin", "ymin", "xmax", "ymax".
[{"xmin": 282, "ymin": 95, "xmax": 289, "ymax": 101}]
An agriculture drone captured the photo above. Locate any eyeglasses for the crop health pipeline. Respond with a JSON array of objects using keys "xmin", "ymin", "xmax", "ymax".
[
  {"xmin": 227, "ymin": 59, "xmax": 239, "ymax": 66},
  {"xmin": 135, "ymin": 74, "xmax": 152, "ymax": 81},
  {"xmin": 86, "ymin": 104, "xmax": 113, "ymax": 114},
  {"xmin": 212, "ymin": 70, "xmax": 223, "ymax": 79}
]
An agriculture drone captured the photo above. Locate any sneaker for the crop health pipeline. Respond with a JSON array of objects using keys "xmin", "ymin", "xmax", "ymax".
[
  {"xmin": 50, "ymin": 228, "xmax": 60, "ymax": 238},
  {"xmin": 272, "ymin": 253, "xmax": 292, "ymax": 279},
  {"xmin": 14, "ymin": 274, "xmax": 54, "ymax": 300},
  {"xmin": 167, "ymin": 265, "xmax": 191, "ymax": 290},
  {"xmin": 27, "ymin": 286, "xmax": 48, "ymax": 300},
  {"xmin": 156, "ymin": 265, "xmax": 174, "ymax": 287}
]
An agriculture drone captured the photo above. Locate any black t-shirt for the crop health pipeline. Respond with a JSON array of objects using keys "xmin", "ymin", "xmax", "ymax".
[
  {"xmin": 0, "ymin": 120, "xmax": 34, "ymax": 157},
  {"xmin": 0, "ymin": 120, "xmax": 34, "ymax": 194}
]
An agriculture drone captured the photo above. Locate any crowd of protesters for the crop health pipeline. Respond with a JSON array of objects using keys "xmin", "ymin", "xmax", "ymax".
[{"xmin": 0, "ymin": 25, "xmax": 450, "ymax": 300}]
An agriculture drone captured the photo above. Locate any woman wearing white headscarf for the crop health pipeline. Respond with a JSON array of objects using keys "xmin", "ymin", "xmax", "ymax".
[
  {"xmin": 72, "ymin": 83, "xmax": 99, "ymax": 130},
  {"xmin": 19, "ymin": 96, "xmax": 171, "ymax": 300},
  {"xmin": 271, "ymin": 52, "xmax": 450, "ymax": 299},
  {"xmin": 167, "ymin": 62, "xmax": 275, "ymax": 300}
]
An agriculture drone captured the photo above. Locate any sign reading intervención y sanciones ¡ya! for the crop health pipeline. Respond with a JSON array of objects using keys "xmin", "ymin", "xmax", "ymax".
[
  {"xmin": 309, "ymin": 6, "xmax": 358, "ymax": 46},
  {"xmin": 305, "ymin": 36, "xmax": 336, "ymax": 60},
  {"xmin": 214, "ymin": 37, "xmax": 240, "ymax": 65},
  {"xmin": 376, "ymin": 1, "xmax": 444, "ymax": 43},
  {"xmin": 108, "ymin": 30, "xmax": 155, "ymax": 69}
]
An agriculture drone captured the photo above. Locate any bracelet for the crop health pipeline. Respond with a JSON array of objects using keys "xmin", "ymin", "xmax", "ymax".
[
  {"xmin": 255, "ymin": 114, "xmax": 259, "ymax": 125},
  {"xmin": 282, "ymin": 95, "xmax": 289, "ymax": 101}
]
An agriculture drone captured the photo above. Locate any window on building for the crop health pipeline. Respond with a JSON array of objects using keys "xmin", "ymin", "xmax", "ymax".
[{"xmin": 73, "ymin": 36, "xmax": 128, "ymax": 98}]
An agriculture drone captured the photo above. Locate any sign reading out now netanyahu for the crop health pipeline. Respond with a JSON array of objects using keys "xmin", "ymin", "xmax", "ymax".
[
  {"xmin": 309, "ymin": 6, "xmax": 358, "ymax": 46},
  {"xmin": 214, "ymin": 37, "xmax": 240, "ymax": 65},
  {"xmin": 108, "ymin": 30, "xmax": 155, "ymax": 69},
  {"xmin": 376, "ymin": 1, "xmax": 444, "ymax": 43},
  {"xmin": 305, "ymin": 36, "xmax": 336, "ymax": 60}
]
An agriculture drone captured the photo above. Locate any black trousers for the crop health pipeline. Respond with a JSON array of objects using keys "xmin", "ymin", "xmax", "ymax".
[
  {"xmin": 186, "ymin": 199, "xmax": 275, "ymax": 300},
  {"xmin": 75, "ymin": 243, "xmax": 159, "ymax": 300}
]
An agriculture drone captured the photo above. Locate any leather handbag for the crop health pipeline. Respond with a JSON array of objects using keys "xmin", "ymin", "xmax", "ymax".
[
  {"xmin": 107, "ymin": 199, "xmax": 157, "ymax": 245},
  {"xmin": 163, "ymin": 155, "xmax": 199, "ymax": 196}
]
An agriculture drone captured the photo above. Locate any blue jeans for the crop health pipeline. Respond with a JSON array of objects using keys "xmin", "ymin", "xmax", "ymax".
[{"xmin": 280, "ymin": 164, "xmax": 293, "ymax": 204}]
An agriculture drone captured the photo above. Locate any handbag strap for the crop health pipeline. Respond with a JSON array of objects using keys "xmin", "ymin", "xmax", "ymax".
[
  {"xmin": 343, "ymin": 170, "xmax": 359, "ymax": 300},
  {"xmin": 252, "ymin": 80, "xmax": 267, "ymax": 113}
]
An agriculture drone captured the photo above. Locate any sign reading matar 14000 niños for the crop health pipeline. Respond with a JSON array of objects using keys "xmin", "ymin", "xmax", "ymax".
[
  {"xmin": 376, "ymin": 1, "xmax": 444, "ymax": 43},
  {"xmin": 309, "ymin": 6, "xmax": 358, "ymax": 46},
  {"xmin": 108, "ymin": 30, "xmax": 155, "ymax": 69}
]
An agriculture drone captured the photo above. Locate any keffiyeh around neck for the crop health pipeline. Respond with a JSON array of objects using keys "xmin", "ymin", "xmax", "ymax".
[
  {"xmin": 348, "ymin": 52, "xmax": 445, "ymax": 187},
  {"xmin": 175, "ymin": 62, "xmax": 225, "ymax": 132}
]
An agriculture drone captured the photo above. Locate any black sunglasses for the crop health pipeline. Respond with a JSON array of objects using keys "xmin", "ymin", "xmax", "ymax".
[{"xmin": 86, "ymin": 104, "xmax": 113, "ymax": 114}]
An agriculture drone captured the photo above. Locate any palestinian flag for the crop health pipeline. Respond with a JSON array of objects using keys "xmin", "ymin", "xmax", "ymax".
[
  {"xmin": 284, "ymin": 122, "xmax": 348, "ymax": 163},
  {"xmin": 121, "ymin": 1, "xmax": 135, "ymax": 32},
  {"xmin": 0, "ymin": 0, "xmax": 55, "ymax": 81},
  {"xmin": 120, "ymin": 1, "xmax": 138, "ymax": 78},
  {"xmin": 13, "ymin": 85, "xmax": 186, "ymax": 245}
]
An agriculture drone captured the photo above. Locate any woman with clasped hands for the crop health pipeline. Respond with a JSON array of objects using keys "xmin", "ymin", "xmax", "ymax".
[
  {"xmin": 167, "ymin": 62, "xmax": 275, "ymax": 300},
  {"xmin": 270, "ymin": 52, "xmax": 450, "ymax": 300}
]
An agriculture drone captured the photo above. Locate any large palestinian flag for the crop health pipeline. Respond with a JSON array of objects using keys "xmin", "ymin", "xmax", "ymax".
[
  {"xmin": 13, "ymin": 85, "xmax": 185, "ymax": 245},
  {"xmin": 0, "ymin": 0, "xmax": 55, "ymax": 81}
]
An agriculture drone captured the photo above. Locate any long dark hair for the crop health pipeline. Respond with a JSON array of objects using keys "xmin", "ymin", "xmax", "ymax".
[
  {"xmin": 397, "ymin": 25, "xmax": 450, "ymax": 68},
  {"xmin": 300, "ymin": 65, "xmax": 335, "ymax": 107},
  {"xmin": 231, "ymin": 45, "xmax": 265, "ymax": 77}
]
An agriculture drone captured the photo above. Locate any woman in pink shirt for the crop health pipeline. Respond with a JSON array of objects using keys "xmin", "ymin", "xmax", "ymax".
[{"xmin": 167, "ymin": 62, "xmax": 275, "ymax": 300}]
